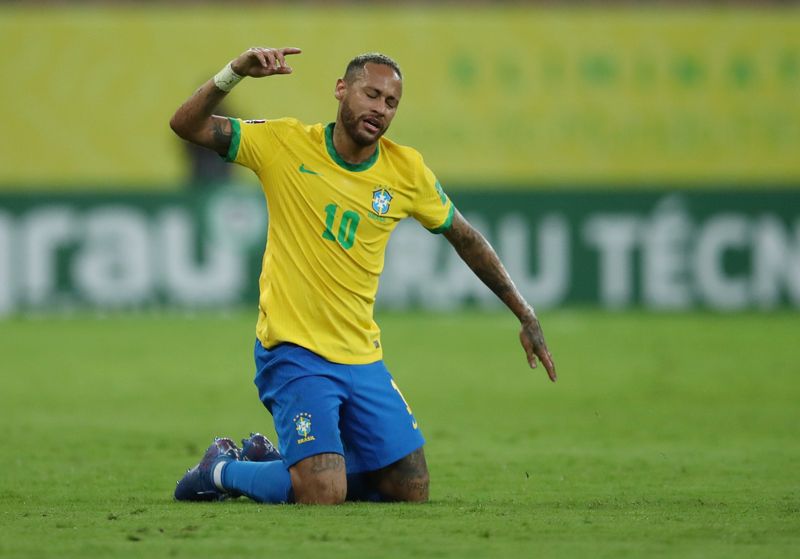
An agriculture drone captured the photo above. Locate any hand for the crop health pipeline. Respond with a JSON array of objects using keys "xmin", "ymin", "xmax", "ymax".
[
  {"xmin": 231, "ymin": 47, "xmax": 302, "ymax": 78},
  {"xmin": 519, "ymin": 315, "xmax": 557, "ymax": 382}
]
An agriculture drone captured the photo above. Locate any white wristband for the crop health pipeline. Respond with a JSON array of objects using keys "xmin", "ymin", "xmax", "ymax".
[{"xmin": 213, "ymin": 62, "xmax": 244, "ymax": 92}]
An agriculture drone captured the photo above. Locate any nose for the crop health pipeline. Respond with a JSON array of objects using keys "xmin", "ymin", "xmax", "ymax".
[
  {"xmin": 368, "ymin": 97, "xmax": 388, "ymax": 116},
  {"xmin": 371, "ymin": 102, "xmax": 387, "ymax": 117}
]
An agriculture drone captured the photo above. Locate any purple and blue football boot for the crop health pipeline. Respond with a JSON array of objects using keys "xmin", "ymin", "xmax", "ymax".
[
  {"xmin": 174, "ymin": 437, "xmax": 240, "ymax": 501},
  {"xmin": 240, "ymin": 432, "xmax": 282, "ymax": 462}
]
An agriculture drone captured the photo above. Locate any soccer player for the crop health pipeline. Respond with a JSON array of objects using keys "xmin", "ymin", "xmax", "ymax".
[{"xmin": 170, "ymin": 47, "xmax": 557, "ymax": 505}]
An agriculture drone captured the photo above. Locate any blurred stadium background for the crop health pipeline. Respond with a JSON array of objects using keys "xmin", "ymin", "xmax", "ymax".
[{"xmin": 1, "ymin": 0, "xmax": 798, "ymax": 316}]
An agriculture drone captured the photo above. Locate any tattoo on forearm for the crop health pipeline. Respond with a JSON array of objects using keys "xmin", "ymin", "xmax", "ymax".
[{"xmin": 447, "ymin": 221, "xmax": 514, "ymax": 301}]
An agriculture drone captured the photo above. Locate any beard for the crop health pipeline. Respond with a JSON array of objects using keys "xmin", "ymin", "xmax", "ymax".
[{"xmin": 339, "ymin": 100, "xmax": 386, "ymax": 147}]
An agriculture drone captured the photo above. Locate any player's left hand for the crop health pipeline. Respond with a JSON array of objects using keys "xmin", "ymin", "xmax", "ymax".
[{"xmin": 519, "ymin": 315, "xmax": 557, "ymax": 382}]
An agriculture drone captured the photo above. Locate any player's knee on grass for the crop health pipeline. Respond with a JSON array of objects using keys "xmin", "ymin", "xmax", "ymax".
[
  {"xmin": 372, "ymin": 447, "xmax": 430, "ymax": 503},
  {"xmin": 290, "ymin": 453, "xmax": 347, "ymax": 505}
]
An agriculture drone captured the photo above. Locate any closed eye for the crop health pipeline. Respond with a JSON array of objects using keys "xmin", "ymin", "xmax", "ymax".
[{"xmin": 365, "ymin": 87, "xmax": 398, "ymax": 109}]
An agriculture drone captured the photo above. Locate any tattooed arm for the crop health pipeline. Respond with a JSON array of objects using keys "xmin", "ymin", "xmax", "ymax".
[
  {"xmin": 443, "ymin": 209, "xmax": 557, "ymax": 382},
  {"xmin": 169, "ymin": 82, "xmax": 233, "ymax": 156},
  {"xmin": 169, "ymin": 47, "xmax": 301, "ymax": 156}
]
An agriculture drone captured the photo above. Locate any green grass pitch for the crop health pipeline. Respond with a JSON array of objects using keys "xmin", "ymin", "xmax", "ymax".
[{"xmin": 0, "ymin": 310, "xmax": 798, "ymax": 558}]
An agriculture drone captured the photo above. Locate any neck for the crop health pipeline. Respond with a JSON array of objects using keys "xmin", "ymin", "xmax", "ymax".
[{"xmin": 332, "ymin": 121, "xmax": 377, "ymax": 164}]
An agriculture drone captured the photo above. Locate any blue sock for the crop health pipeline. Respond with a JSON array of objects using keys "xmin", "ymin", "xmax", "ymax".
[
  {"xmin": 221, "ymin": 461, "xmax": 293, "ymax": 504},
  {"xmin": 222, "ymin": 462, "xmax": 385, "ymax": 503}
]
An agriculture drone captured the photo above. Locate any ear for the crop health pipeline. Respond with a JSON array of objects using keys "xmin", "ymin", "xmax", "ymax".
[{"xmin": 334, "ymin": 78, "xmax": 346, "ymax": 101}]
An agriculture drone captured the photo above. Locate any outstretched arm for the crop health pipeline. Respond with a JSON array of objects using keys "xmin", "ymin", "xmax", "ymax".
[
  {"xmin": 169, "ymin": 46, "xmax": 302, "ymax": 156},
  {"xmin": 443, "ymin": 209, "xmax": 557, "ymax": 382}
]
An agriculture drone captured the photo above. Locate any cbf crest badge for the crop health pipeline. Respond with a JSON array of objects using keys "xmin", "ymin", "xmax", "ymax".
[
  {"xmin": 371, "ymin": 187, "xmax": 393, "ymax": 216},
  {"xmin": 293, "ymin": 412, "xmax": 316, "ymax": 445}
]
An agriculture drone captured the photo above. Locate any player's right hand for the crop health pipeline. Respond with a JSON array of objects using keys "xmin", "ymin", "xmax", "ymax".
[{"xmin": 231, "ymin": 47, "xmax": 302, "ymax": 78}]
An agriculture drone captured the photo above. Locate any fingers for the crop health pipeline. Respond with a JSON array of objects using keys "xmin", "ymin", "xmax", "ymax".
[
  {"xmin": 519, "ymin": 323, "xmax": 557, "ymax": 383},
  {"xmin": 275, "ymin": 47, "xmax": 301, "ymax": 71},
  {"xmin": 273, "ymin": 50, "xmax": 295, "ymax": 75},
  {"xmin": 539, "ymin": 350, "xmax": 557, "ymax": 383},
  {"xmin": 240, "ymin": 47, "xmax": 298, "ymax": 76},
  {"xmin": 275, "ymin": 47, "xmax": 301, "ymax": 74},
  {"xmin": 519, "ymin": 332, "xmax": 539, "ymax": 370},
  {"xmin": 250, "ymin": 47, "xmax": 269, "ymax": 69},
  {"xmin": 522, "ymin": 338, "xmax": 537, "ymax": 368},
  {"xmin": 248, "ymin": 47, "xmax": 301, "ymax": 71},
  {"xmin": 529, "ymin": 343, "xmax": 557, "ymax": 383},
  {"xmin": 264, "ymin": 49, "xmax": 277, "ymax": 70}
]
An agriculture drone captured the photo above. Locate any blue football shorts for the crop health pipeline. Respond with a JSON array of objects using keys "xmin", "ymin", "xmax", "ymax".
[{"xmin": 253, "ymin": 340, "xmax": 425, "ymax": 474}]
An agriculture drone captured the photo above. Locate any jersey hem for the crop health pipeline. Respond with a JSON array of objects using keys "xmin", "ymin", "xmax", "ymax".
[{"xmin": 258, "ymin": 335, "xmax": 384, "ymax": 366}]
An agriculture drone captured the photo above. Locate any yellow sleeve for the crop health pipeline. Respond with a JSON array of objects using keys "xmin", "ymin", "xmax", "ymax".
[
  {"xmin": 224, "ymin": 118, "xmax": 284, "ymax": 172},
  {"xmin": 410, "ymin": 159, "xmax": 455, "ymax": 234}
]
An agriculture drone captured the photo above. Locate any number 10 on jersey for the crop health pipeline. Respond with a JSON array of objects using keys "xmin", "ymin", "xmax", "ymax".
[{"xmin": 322, "ymin": 204, "xmax": 360, "ymax": 250}]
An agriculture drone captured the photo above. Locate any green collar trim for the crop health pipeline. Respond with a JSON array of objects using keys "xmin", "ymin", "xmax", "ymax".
[{"xmin": 324, "ymin": 123, "xmax": 379, "ymax": 172}]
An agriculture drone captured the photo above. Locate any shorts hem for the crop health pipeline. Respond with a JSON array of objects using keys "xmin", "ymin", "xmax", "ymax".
[
  {"xmin": 345, "ymin": 438, "xmax": 426, "ymax": 475},
  {"xmin": 283, "ymin": 449, "xmax": 345, "ymax": 469}
]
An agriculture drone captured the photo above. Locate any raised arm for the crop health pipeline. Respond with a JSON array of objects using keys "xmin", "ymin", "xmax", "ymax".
[
  {"xmin": 443, "ymin": 209, "xmax": 557, "ymax": 382},
  {"xmin": 169, "ymin": 47, "xmax": 302, "ymax": 156}
]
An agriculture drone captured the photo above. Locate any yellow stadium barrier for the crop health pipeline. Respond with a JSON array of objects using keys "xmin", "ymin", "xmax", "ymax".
[{"xmin": 1, "ymin": 5, "xmax": 798, "ymax": 189}]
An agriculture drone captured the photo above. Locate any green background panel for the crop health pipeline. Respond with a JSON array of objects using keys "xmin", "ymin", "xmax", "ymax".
[{"xmin": 1, "ymin": 189, "xmax": 798, "ymax": 311}]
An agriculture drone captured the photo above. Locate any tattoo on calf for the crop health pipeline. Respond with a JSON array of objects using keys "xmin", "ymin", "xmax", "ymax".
[
  {"xmin": 394, "ymin": 448, "xmax": 427, "ymax": 477},
  {"xmin": 308, "ymin": 453, "xmax": 345, "ymax": 474},
  {"xmin": 400, "ymin": 478, "xmax": 429, "ymax": 495},
  {"xmin": 387, "ymin": 448, "xmax": 429, "ymax": 496}
]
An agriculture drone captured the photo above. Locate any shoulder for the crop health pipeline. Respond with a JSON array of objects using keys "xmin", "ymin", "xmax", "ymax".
[
  {"xmin": 251, "ymin": 116, "xmax": 307, "ymax": 133},
  {"xmin": 239, "ymin": 117, "xmax": 324, "ymax": 146},
  {"xmin": 379, "ymin": 135, "xmax": 427, "ymax": 176},
  {"xmin": 240, "ymin": 117, "xmax": 318, "ymax": 133},
  {"xmin": 264, "ymin": 117, "xmax": 325, "ymax": 142}
]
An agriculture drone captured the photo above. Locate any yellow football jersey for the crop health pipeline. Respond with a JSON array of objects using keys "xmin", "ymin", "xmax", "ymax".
[{"xmin": 227, "ymin": 117, "xmax": 454, "ymax": 364}]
